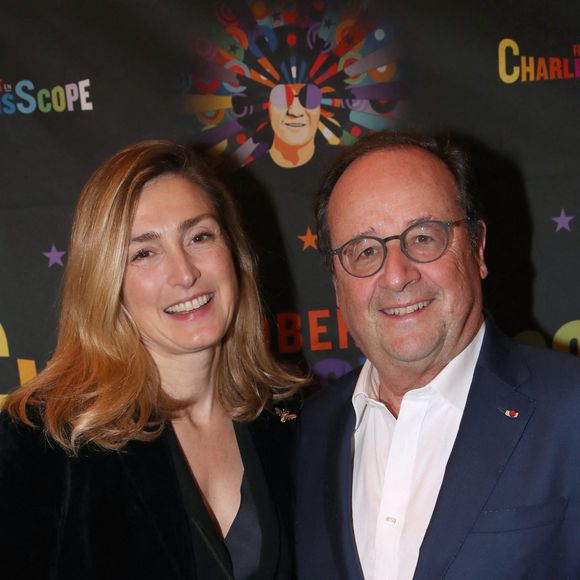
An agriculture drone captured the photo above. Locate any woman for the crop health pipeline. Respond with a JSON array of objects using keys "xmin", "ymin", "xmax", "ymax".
[{"xmin": 0, "ymin": 141, "xmax": 304, "ymax": 580}]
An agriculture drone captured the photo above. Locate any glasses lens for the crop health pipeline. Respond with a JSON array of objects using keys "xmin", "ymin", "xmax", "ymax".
[
  {"xmin": 269, "ymin": 84, "xmax": 322, "ymax": 110},
  {"xmin": 269, "ymin": 84, "xmax": 292, "ymax": 108},
  {"xmin": 402, "ymin": 222, "xmax": 448, "ymax": 262},
  {"xmin": 299, "ymin": 84, "xmax": 322, "ymax": 109},
  {"xmin": 341, "ymin": 237, "xmax": 385, "ymax": 277}
]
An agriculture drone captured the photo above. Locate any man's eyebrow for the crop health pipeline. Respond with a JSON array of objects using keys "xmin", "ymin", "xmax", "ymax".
[
  {"xmin": 354, "ymin": 215, "xmax": 435, "ymax": 238},
  {"xmin": 129, "ymin": 213, "xmax": 217, "ymax": 244}
]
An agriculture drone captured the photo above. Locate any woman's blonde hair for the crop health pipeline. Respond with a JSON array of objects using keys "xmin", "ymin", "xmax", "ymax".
[{"xmin": 5, "ymin": 141, "xmax": 304, "ymax": 454}]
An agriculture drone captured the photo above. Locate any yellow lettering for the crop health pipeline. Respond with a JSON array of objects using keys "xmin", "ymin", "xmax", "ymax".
[
  {"xmin": 498, "ymin": 38, "xmax": 520, "ymax": 83},
  {"xmin": 17, "ymin": 358, "xmax": 37, "ymax": 385},
  {"xmin": 553, "ymin": 320, "xmax": 580, "ymax": 355},
  {"xmin": 0, "ymin": 323, "xmax": 9, "ymax": 357}
]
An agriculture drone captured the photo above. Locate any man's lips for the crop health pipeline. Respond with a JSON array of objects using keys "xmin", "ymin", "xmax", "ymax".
[
  {"xmin": 164, "ymin": 293, "xmax": 213, "ymax": 314},
  {"xmin": 381, "ymin": 300, "xmax": 431, "ymax": 317}
]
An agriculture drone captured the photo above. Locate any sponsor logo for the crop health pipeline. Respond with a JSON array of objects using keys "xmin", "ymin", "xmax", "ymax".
[
  {"xmin": 498, "ymin": 39, "xmax": 580, "ymax": 84},
  {"xmin": 0, "ymin": 78, "xmax": 94, "ymax": 114}
]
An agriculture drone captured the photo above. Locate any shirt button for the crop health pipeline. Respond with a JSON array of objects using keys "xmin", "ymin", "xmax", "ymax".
[{"xmin": 385, "ymin": 516, "xmax": 397, "ymax": 525}]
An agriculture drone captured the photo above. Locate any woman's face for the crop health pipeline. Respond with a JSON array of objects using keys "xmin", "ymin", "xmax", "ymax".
[{"xmin": 122, "ymin": 173, "xmax": 238, "ymax": 361}]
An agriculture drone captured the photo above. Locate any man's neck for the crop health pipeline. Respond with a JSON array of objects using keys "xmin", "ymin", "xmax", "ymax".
[
  {"xmin": 376, "ymin": 362, "xmax": 446, "ymax": 418},
  {"xmin": 269, "ymin": 139, "xmax": 314, "ymax": 167}
]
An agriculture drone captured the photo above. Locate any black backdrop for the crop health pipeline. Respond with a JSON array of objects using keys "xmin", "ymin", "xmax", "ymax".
[{"xmin": 2, "ymin": 0, "xmax": 579, "ymax": 401}]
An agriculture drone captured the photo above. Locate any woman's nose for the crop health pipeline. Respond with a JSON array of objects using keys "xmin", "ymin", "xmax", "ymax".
[{"xmin": 167, "ymin": 248, "xmax": 200, "ymax": 287}]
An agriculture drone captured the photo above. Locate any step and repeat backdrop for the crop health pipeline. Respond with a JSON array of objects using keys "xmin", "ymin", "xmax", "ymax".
[{"xmin": 1, "ymin": 0, "xmax": 579, "ymax": 399}]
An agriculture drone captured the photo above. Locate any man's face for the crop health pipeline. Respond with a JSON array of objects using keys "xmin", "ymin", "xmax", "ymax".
[
  {"xmin": 268, "ymin": 83, "xmax": 321, "ymax": 147},
  {"xmin": 328, "ymin": 147, "xmax": 488, "ymax": 376}
]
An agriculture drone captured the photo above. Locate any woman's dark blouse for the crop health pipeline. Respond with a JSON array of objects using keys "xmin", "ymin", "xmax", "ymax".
[
  {"xmin": 167, "ymin": 422, "xmax": 273, "ymax": 579},
  {"xmin": 0, "ymin": 409, "xmax": 296, "ymax": 580}
]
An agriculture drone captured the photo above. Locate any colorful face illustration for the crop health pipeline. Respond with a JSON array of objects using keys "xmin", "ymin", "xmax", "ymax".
[{"xmin": 268, "ymin": 83, "xmax": 321, "ymax": 153}]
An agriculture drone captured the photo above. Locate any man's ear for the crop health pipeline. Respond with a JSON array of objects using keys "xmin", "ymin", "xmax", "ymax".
[
  {"xmin": 476, "ymin": 220, "xmax": 488, "ymax": 280},
  {"xmin": 333, "ymin": 275, "xmax": 342, "ymax": 309}
]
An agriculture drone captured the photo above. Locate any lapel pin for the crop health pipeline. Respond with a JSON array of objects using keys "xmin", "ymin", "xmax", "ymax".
[
  {"xmin": 503, "ymin": 408, "xmax": 519, "ymax": 419},
  {"xmin": 275, "ymin": 407, "xmax": 297, "ymax": 423}
]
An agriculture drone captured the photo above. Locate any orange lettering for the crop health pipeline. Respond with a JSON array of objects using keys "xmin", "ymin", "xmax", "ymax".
[
  {"xmin": 309, "ymin": 309, "xmax": 332, "ymax": 351},
  {"xmin": 563, "ymin": 58, "xmax": 575, "ymax": 78},
  {"xmin": 520, "ymin": 56, "xmax": 535, "ymax": 81},
  {"xmin": 536, "ymin": 57, "xmax": 548, "ymax": 80},
  {"xmin": 337, "ymin": 308, "xmax": 350, "ymax": 349},
  {"xmin": 548, "ymin": 57, "xmax": 563, "ymax": 79},
  {"xmin": 276, "ymin": 312, "xmax": 302, "ymax": 353},
  {"xmin": 573, "ymin": 44, "xmax": 580, "ymax": 57}
]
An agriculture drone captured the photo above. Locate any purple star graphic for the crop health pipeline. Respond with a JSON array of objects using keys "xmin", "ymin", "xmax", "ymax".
[
  {"xmin": 43, "ymin": 243, "xmax": 66, "ymax": 267},
  {"xmin": 552, "ymin": 209, "xmax": 574, "ymax": 232}
]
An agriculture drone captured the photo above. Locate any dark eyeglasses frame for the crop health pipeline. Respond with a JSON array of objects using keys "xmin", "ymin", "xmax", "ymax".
[
  {"xmin": 329, "ymin": 218, "xmax": 474, "ymax": 278},
  {"xmin": 269, "ymin": 84, "xmax": 322, "ymax": 110}
]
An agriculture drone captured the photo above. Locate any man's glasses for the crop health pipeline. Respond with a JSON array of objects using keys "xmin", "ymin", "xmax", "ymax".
[
  {"xmin": 269, "ymin": 84, "xmax": 322, "ymax": 110},
  {"xmin": 330, "ymin": 219, "xmax": 473, "ymax": 278}
]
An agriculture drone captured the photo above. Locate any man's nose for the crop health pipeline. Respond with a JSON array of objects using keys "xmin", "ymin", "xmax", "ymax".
[
  {"xmin": 287, "ymin": 93, "xmax": 305, "ymax": 115},
  {"xmin": 376, "ymin": 242, "xmax": 421, "ymax": 292}
]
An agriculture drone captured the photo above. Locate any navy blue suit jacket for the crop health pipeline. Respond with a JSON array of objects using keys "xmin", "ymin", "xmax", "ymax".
[{"xmin": 294, "ymin": 322, "xmax": 580, "ymax": 579}]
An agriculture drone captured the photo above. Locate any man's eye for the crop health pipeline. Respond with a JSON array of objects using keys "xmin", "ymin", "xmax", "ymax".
[
  {"xmin": 347, "ymin": 241, "xmax": 380, "ymax": 263},
  {"xmin": 413, "ymin": 234, "xmax": 436, "ymax": 245},
  {"xmin": 358, "ymin": 246, "xmax": 379, "ymax": 260}
]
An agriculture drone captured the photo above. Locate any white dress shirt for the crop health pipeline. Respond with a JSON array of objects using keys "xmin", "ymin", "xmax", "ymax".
[{"xmin": 352, "ymin": 323, "xmax": 486, "ymax": 580}]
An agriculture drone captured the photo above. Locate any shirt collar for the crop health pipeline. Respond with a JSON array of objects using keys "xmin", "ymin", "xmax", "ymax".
[
  {"xmin": 352, "ymin": 360, "xmax": 380, "ymax": 429},
  {"xmin": 351, "ymin": 321, "xmax": 486, "ymax": 428},
  {"xmin": 428, "ymin": 321, "xmax": 486, "ymax": 410}
]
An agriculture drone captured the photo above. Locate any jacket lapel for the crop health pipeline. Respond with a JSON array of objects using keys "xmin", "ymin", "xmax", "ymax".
[
  {"xmin": 119, "ymin": 429, "xmax": 195, "ymax": 579},
  {"xmin": 236, "ymin": 421, "xmax": 281, "ymax": 579},
  {"xmin": 414, "ymin": 324, "xmax": 536, "ymax": 579},
  {"xmin": 328, "ymin": 388, "xmax": 365, "ymax": 580}
]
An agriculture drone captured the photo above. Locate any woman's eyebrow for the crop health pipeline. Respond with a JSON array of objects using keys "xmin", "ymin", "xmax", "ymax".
[
  {"xmin": 130, "ymin": 230, "xmax": 160, "ymax": 244},
  {"xmin": 178, "ymin": 214, "xmax": 216, "ymax": 234},
  {"xmin": 129, "ymin": 214, "xmax": 217, "ymax": 244}
]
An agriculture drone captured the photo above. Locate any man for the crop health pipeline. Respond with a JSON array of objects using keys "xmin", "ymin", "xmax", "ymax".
[
  {"xmin": 267, "ymin": 83, "xmax": 322, "ymax": 168},
  {"xmin": 294, "ymin": 131, "xmax": 580, "ymax": 579}
]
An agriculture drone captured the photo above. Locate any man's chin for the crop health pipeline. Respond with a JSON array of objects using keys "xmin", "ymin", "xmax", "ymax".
[{"xmin": 279, "ymin": 135, "xmax": 309, "ymax": 146}]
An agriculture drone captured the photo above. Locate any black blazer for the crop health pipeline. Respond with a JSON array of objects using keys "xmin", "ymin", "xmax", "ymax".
[{"xmin": 0, "ymin": 408, "xmax": 296, "ymax": 580}]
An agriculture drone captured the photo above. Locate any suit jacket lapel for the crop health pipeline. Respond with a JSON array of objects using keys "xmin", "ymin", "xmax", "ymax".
[
  {"xmin": 414, "ymin": 324, "xmax": 536, "ymax": 579},
  {"xmin": 328, "ymin": 388, "xmax": 365, "ymax": 580},
  {"xmin": 119, "ymin": 430, "xmax": 196, "ymax": 579},
  {"xmin": 236, "ymin": 421, "xmax": 280, "ymax": 579}
]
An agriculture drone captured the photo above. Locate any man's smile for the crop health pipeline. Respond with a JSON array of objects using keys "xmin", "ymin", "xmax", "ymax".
[{"xmin": 381, "ymin": 300, "xmax": 431, "ymax": 317}]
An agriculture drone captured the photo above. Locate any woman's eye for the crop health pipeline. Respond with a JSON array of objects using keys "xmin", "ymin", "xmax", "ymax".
[
  {"xmin": 131, "ymin": 249, "xmax": 152, "ymax": 262},
  {"xmin": 192, "ymin": 231, "xmax": 215, "ymax": 243}
]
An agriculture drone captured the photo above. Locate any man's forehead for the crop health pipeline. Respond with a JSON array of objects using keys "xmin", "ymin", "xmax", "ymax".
[
  {"xmin": 331, "ymin": 148, "xmax": 457, "ymax": 201},
  {"xmin": 346, "ymin": 146, "xmax": 450, "ymax": 176},
  {"xmin": 327, "ymin": 148, "xmax": 460, "ymax": 235}
]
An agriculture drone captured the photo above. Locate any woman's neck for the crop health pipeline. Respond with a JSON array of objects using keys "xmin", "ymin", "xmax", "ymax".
[{"xmin": 150, "ymin": 347, "xmax": 221, "ymax": 419}]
